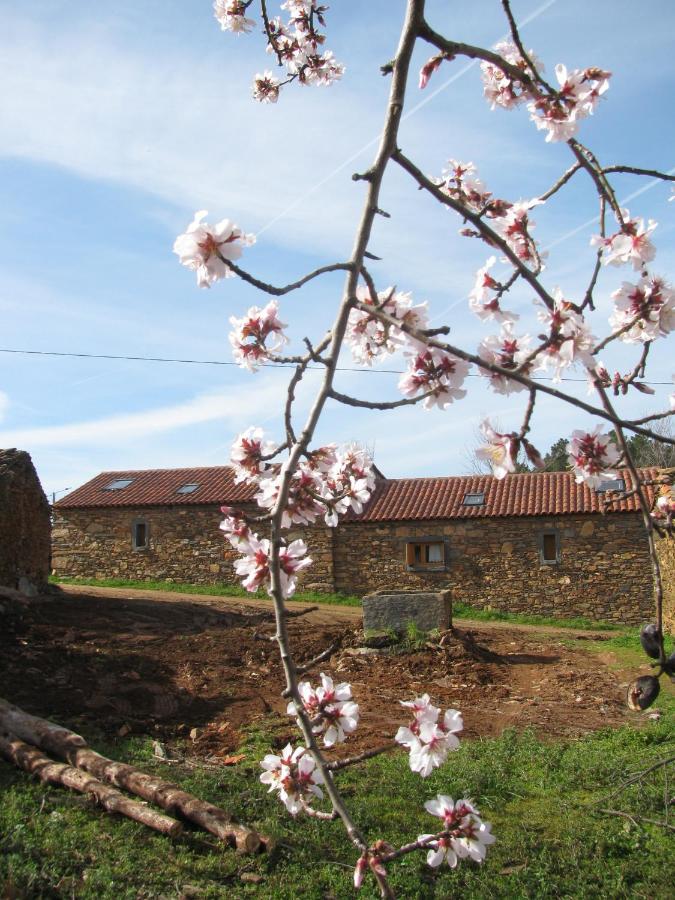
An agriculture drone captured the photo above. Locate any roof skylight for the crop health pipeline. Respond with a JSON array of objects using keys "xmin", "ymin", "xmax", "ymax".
[
  {"xmin": 176, "ymin": 483, "xmax": 201, "ymax": 494},
  {"xmin": 104, "ymin": 478, "xmax": 134, "ymax": 491},
  {"xmin": 462, "ymin": 492, "xmax": 485, "ymax": 506},
  {"xmin": 595, "ymin": 478, "xmax": 626, "ymax": 493}
]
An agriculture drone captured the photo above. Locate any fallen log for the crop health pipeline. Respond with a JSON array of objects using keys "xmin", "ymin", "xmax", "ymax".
[
  {"xmin": 0, "ymin": 699, "xmax": 269, "ymax": 853},
  {"xmin": 0, "ymin": 731, "xmax": 182, "ymax": 838}
]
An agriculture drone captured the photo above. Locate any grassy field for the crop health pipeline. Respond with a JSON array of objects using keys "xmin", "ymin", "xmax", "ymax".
[
  {"xmin": 6, "ymin": 582, "xmax": 674, "ymax": 897},
  {"xmin": 1, "ymin": 719, "xmax": 673, "ymax": 899}
]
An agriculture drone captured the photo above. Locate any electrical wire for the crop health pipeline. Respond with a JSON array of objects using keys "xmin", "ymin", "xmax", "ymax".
[{"xmin": 1, "ymin": 347, "xmax": 672, "ymax": 385}]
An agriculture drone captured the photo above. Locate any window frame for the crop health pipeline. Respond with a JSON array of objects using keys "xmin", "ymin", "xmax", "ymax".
[
  {"xmin": 538, "ymin": 529, "xmax": 560, "ymax": 565},
  {"xmin": 132, "ymin": 519, "xmax": 150, "ymax": 551},
  {"xmin": 404, "ymin": 536, "xmax": 449, "ymax": 572}
]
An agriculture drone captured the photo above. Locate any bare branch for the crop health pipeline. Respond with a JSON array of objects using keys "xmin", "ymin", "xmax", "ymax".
[
  {"xmin": 327, "ymin": 743, "xmax": 399, "ymax": 771},
  {"xmin": 222, "ymin": 258, "xmax": 353, "ymax": 296}
]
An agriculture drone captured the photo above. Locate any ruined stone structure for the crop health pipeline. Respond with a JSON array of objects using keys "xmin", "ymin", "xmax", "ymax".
[
  {"xmin": 0, "ymin": 449, "xmax": 51, "ymax": 594},
  {"xmin": 53, "ymin": 466, "xmax": 657, "ymax": 625},
  {"xmin": 656, "ymin": 535, "xmax": 675, "ymax": 635}
]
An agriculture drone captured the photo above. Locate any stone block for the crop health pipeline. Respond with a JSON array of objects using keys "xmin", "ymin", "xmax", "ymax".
[{"xmin": 362, "ymin": 590, "xmax": 452, "ymax": 635}]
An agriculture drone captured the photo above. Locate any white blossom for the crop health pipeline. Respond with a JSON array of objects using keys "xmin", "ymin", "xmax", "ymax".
[
  {"xmin": 173, "ymin": 211, "xmax": 255, "ymax": 288},
  {"xmin": 567, "ymin": 427, "xmax": 621, "ymax": 488}
]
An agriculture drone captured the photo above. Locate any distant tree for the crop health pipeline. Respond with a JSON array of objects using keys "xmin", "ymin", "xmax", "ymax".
[
  {"xmin": 614, "ymin": 421, "xmax": 675, "ymax": 469},
  {"xmin": 541, "ymin": 437, "xmax": 570, "ymax": 472}
]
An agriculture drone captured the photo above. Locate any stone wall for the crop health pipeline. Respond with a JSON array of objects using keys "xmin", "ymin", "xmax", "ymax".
[
  {"xmin": 52, "ymin": 503, "xmax": 654, "ymax": 624},
  {"xmin": 0, "ymin": 449, "xmax": 51, "ymax": 593},
  {"xmin": 333, "ymin": 514, "xmax": 653, "ymax": 625},
  {"xmin": 655, "ymin": 534, "xmax": 675, "ymax": 634},
  {"xmin": 52, "ymin": 505, "xmax": 336, "ymax": 592}
]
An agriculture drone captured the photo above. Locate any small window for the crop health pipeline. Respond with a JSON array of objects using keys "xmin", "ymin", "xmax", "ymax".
[
  {"xmin": 540, "ymin": 531, "xmax": 559, "ymax": 564},
  {"xmin": 463, "ymin": 492, "xmax": 485, "ymax": 506},
  {"xmin": 132, "ymin": 520, "xmax": 149, "ymax": 550},
  {"xmin": 595, "ymin": 478, "xmax": 625, "ymax": 493},
  {"xmin": 105, "ymin": 478, "xmax": 133, "ymax": 491},
  {"xmin": 405, "ymin": 541, "xmax": 446, "ymax": 570},
  {"xmin": 176, "ymin": 483, "xmax": 200, "ymax": 494}
]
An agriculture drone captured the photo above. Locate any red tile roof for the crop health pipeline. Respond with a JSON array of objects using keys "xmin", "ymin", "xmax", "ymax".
[
  {"xmin": 351, "ymin": 469, "xmax": 656, "ymax": 521},
  {"xmin": 55, "ymin": 467, "xmax": 256, "ymax": 509},
  {"xmin": 55, "ymin": 466, "xmax": 656, "ymax": 518}
]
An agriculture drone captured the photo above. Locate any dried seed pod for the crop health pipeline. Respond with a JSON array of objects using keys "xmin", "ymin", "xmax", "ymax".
[
  {"xmin": 626, "ymin": 675, "xmax": 660, "ymax": 711},
  {"xmin": 639, "ymin": 624, "xmax": 661, "ymax": 660}
]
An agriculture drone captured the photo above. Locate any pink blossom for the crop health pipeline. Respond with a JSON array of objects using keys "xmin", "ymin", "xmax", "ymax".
[
  {"xmin": 252, "ymin": 71, "xmax": 281, "ymax": 103},
  {"xmin": 421, "ymin": 795, "xmax": 495, "ymax": 865},
  {"xmin": 396, "ymin": 696, "xmax": 463, "ymax": 776},
  {"xmin": 440, "ymin": 159, "xmax": 492, "ymax": 214},
  {"xmin": 528, "ymin": 64, "xmax": 611, "ymax": 142},
  {"xmin": 218, "ymin": 506, "xmax": 252, "ymax": 550},
  {"xmin": 494, "ymin": 199, "xmax": 542, "ymax": 265},
  {"xmin": 609, "ymin": 275, "xmax": 675, "ymax": 343},
  {"xmin": 469, "ymin": 256, "xmax": 519, "ymax": 323},
  {"xmin": 230, "ymin": 426, "xmax": 276, "ymax": 485},
  {"xmin": 591, "ymin": 211, "xmax": 657, "ymax": 270},
  {"xmin": 478, "ymin": 324, "xmax": 532, "ymax": 395},
  {"xmin": 229, "ymin": 300, "xmax": 289, "ymax": 371},
  {"xmin": 346, "ymin": 286, "xmax": 428, "ymax": 366},
  {"xmin": 173, "ymin": 211, "xmax": 255, "ymax": 288},
  {"xmin": 480, "ymin": 41, "xmax": 538, "ymax": 110},
  {"xmin": 399, "ymin": 343, "xmax": 469, "ymax": 409},
  {"xmin": 287, "ymin": 673, "xmax": 360, "ymax": 747},
  {"xmin": 213, "ymin": 0, "xmax": 255, "ymax": 33},
  {"xmin": 534, "ymin": 291, "xmax": 596, "ymax": 382},
  {"xmin": 234, "ymin": 536, "xmax": 312, "ymax": 598},
  {"xmin": 475, "ymin": 419, "xmax": 518, "ymax": 480},
  {"xmin": 259, "ymin": 742, "xmax": 324, "ymax": 815},
  {"xmin": 567, "ymin": 427, "xmax": 621, "ymax": 488}
]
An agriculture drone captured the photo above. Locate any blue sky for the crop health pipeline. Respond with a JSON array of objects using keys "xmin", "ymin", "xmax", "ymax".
[{"xmin": 1, "ymin": 0, "xmax": 674, "ymax": 501}]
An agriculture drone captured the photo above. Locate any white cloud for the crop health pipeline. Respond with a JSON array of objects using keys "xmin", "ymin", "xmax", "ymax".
[
  {"xmin": 0, "ymin": 391, "xmax": 9, "ymax": 423},
  {"xmin": 0, "ymin": 375, "xmax": 287, "ymax": 448}
]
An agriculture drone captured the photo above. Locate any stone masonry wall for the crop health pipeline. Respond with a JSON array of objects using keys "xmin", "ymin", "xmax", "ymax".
[
  {"xmin": 52, "ymin": 504, "xmax": 655, "ymax": 624},
  {"xmin": 0, "ymin": 448, "xmax": 51, "ymax": 592},
  {"xmin": 52, "ymin": 505, "xmax": 335, "ymax": 592},
  {"xmin": 333, "ymin": 514, "xmax": 653, "ymax": 625},
  {"xmin": 655, "ymin": 535, "xmax": 675, "ymax": 635}
]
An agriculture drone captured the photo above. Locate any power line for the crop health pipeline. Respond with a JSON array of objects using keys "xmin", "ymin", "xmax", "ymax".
[{"xmin": 1, "ymin": 347, "xmax": 672, "ymax": 385}]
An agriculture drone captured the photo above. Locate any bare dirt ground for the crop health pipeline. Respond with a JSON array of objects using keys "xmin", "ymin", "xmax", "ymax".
[{"xmin": 0, "ymin": 584, "xmax": 643, "ymax": 761}]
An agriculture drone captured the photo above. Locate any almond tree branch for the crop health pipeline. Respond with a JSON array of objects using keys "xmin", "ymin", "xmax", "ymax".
[
  {"xmin": 265, "ymin": 4, "xmax": 425, "ymax": 893},
  {"xmin": 392, "ymin": 149, "xmax": 557, "ymax": 309},
  {"xmin": 593, "ymin": 381, "xmax": 666, "ymax": 656},
  {"xmin": 223, "ymin": 258, "xmax": 353, "ymax": 296},
  {"xmin": 359, "ymin": 302, "xmax": 675, "ymax": 446}
]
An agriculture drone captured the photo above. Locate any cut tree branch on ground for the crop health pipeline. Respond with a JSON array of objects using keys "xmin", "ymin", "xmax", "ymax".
[
  {"xmin": 0, "ymin": 699, "xmax": 271, "ymax": 853},
  {"xmin": 0, "ymin": 730, "xmax": 183, "ymax": 838}
]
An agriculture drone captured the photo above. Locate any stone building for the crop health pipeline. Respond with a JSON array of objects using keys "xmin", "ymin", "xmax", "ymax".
[
  {"xmin": 0, "ymin": 448, "xmax": 51, "ymax": 594},
  {"xmin": 52, "ymin": 465, "xmax": 656, "ymax": 625}
]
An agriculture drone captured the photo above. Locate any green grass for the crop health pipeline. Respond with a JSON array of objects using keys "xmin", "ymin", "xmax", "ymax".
[
  {"xmin": 451, "ymin": 600, "xmax": 623, "ymax": 631},
  {"xmin": 2, "ymin": 722, "xmax": 674, "ymax": 899}
]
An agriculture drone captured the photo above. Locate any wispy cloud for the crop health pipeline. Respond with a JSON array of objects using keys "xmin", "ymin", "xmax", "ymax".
[{"xmin": 0, "ymin": 376, "xmax": 287, "ymax": 448}]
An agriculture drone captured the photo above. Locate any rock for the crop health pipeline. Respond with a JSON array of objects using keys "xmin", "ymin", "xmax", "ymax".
[{"xmin": 362, "ymin": 590, "xmax": 452, "ymax": 635}]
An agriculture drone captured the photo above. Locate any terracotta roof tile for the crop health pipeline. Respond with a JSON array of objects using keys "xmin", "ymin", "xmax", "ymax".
[
  {"xmin": 352, "ymin": 469, "xmax": 656, "ymax": 521},
  {"xmin": 55, "ymin": 466, "xmax": 256, "ymax": 509},
  {"xmin": 56, "ymin": 466, "xmax": 657, "ymax": 518}
]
